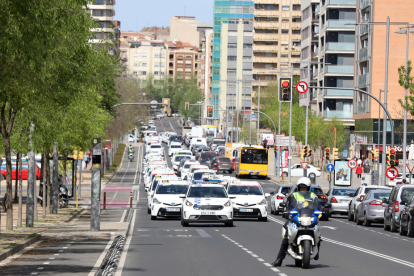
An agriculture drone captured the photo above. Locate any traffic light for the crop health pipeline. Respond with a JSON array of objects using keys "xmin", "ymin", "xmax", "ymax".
[
  {"xmin": 308, "ymin": 148, "xmax": 313, "ymax": 157},
  {"xmin": 386, "ymin": 150, "xmax": 391, "ymax": 167},
  {"xmin": 332, "ymin": 148, "xmax": 339, "ymax": 160},
  {"xmin": 327, "ymin": 174, "xmax": 331, "ymax": 182},
  {"xmin": 370, "ymin": 150, "xmax": 374, "ymax": 162},
  {"xmin": 300, "ymin": 147, "xmax": 305, "ymax": 160},
  {"xmin": 325, "ymin": 148, "xmax": 330, "ymax": 161},
  {"xmin": 349, "ymin": 147, "xmax": 354, "ymax": 159},
  {"xmin": 279, "ymin": 77, "xmax": 292, "ymax": 102},
  {"xmin": 374, "ymin": 148, "xmax": 379, "ymax": 158},
  {"xmin": 390, "ymin": 148, "xmax": 397, "ymax": 167},
  {"xmin": 207, "ymin": 105, "xmax": 213, "ymax": 118},
  {"xmin": 185, "ymin": 102, "xmax": 189, "ymax": 110},
  {"xmin": 303, "ymin": 145, "xmax": 308, "ymax": 158}
]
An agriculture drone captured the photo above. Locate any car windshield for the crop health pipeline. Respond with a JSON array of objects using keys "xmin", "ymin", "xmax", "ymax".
[
  {"xmin": 171, "ymin": 145, "xmax": 181, "ymax": 149},
  {"xmin": 311, "ymin": 187, "xmax": 324, "ymax": 194},
  {"xmin": 281, "ymin": 187, "xmax": 291, "ymax": 194},
  {"xmin": 193, "ymin": 172, "xmax": 215, "ymax": 180},
  {"xmin": 213, "ymin": 140, "xmax": 225, "ymax": 145},
  {"xmin": 170, "ymin": 135, "xmax": 182, "ymax": 141},
  {"xmin": 191, "ymin": 168, "xmax": 202, "ymax": 173},
  {"xmin": 174, "ymin": 156, "xmax": 190, "ymax": 162},
  {"xmin": 156, "ymin": 185, "xmax": 189, "ymax": 194},
  {"xmin": 201, "ymin": 152, "xmax": 217, "ymax": 160},
  {"xmin": 372, "ymin": 191, "xmax": 391, "ymax": 200},
  {"xmin": 151, "ymin": 145, "xmax": 161, "ymax": 149},
  {"xmin": 194, "ymin": 144, "xmax": 204, "ymax": 149},
  {"xmin": 240, "ymin": 149, "xmax": 268, "ymax": 164},
  {"xmin": 188, "ymin": 186, "xmax": 228, "ymax": 198},
  {"xmin": 184, "ymin": 164, "xmax": 192, "ymax": 169},
  {"xmin": 228, "ymin": 185, "xmax": 263, "ymax": 195},
  {"xmin": 151, "ymin": 180, "xmax": 159, "ymax": 191},
  {"xmin": 332, "ymin": 188, "xmax": 356, "ymax": 196},
  {"xmin": 365, "ymin": 187, "xmax": 389, "ymax": 193},
  {"xmin": 401, "ymin": 188, "xmax": 414, "ymax": 202},
  {"xmin": 219, "ymin": 157, "xmax": 231, "ymax": 162},
  {"xmin": 177, "ymin": 152, "xmax": 191, "ymax": 156}
]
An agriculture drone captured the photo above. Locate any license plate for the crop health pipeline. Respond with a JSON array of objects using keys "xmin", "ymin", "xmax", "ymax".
[
  {"xmin": 239, "ymin": 209, "xmax": 253, "ymax": 212},
  {"xmin": 341, "ymin": 200, "xmax": 349, "ymax": 203},
  {"xmin": 166, "ymin": 208, "xmax": 180, "ymax": 212},
  {"xmin": 201, "ymin": 211, "xmax": 215, "ymax": 215}
]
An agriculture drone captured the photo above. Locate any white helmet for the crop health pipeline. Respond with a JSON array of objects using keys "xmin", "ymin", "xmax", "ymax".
[{"xmin": 296, "ymin": 177, "xmax": 311, "ymax": 191}]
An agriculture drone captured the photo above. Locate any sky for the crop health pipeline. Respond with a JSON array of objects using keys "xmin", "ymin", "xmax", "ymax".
[{"xmin": 115, "ymin": 0, "xmax": 214, "ymax": 31}]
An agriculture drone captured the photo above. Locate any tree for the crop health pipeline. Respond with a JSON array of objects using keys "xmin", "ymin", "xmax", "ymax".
[{"xmin": 398, "ymin": 60, "xmax": 414, "ymax": 115}]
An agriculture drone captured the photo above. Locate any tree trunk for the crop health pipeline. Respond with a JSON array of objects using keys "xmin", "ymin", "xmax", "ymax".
[
  {"xmin": 4, "ymin": 136, "xmax": 13, "ymax": 231},
  {"xmin": 17, "ymin": 153, "xmax": 23, "ymax": 227},
  {"xmin": 14, "ymin": 155, "xmax": 18, "ymax": 202},
  {"xmin": 62, "ymin": 153, "xmax": 67, "ymax": 209},
  {"xmin": 42, "ymin": 152, "xmax": 46, "ymax": 218},
  {"xmin": 46, "ymin": 151, "xmax": 51, "ymax": 214},
  {"xmin": 52, "ymin": 145, "xmax": 59, "ymax": 214}
]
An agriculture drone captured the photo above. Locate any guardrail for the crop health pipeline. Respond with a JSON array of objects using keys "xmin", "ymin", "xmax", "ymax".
[{"xmin": 95, "ymin": 235, "xmax": 126, "ymax": 276}]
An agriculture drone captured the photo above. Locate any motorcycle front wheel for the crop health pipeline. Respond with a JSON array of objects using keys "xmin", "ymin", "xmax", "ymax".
[
  {"xmin": 60, "ymin": 198, "xmax": 68, "ymax": 208},
  {"xmin": 301, "ymin": 240, "xmax": 311, "ymax": 269}
]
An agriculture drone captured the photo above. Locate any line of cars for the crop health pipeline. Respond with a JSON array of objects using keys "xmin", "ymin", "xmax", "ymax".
[{"xmin": 141, "ymin": 130, "xmax": 270, "ymax": 226}]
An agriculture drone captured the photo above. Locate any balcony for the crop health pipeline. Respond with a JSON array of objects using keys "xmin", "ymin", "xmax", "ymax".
[
  {"xmin": 254, "ymin": 22, "xmax": 278, "ymax": 30},
  {"xmin": 254, "ymin": 10, "xmax": 279, "ymax": 17},
  {"xmin": 324, "ymin": 89, "xmax": 354, "ymax": 97},
  {"xmin": 325, "ymin": 20, "xmax": 355, "ymax": 30},
  {"xmin": 87, "ymin": 4, "xmax": 115, "ymax": 10},
  {"xmin": 291, "ymin": 34, "xmax": 301, "ymax": 42},
  {"xmin": 254, "ymin": 0, "xmax": 277, "ymax": 4},
  {"xmin": 326, "ymin": 0, "xmax": 356, "ymax": 6},
  {"xmin": 253, "ymin": 45, "xmax": 278, "ymax": 53},
  {"xmin": 291, "ymin": 10, "xmax": 302, "ymax": 19},
  {"xmin": 324, "ymin": 65, "xmax": 354, "ymax": 74},
  {"xmin": 358, "ymin": 73, "xmax": 370, "ymax": 88},
  {"xmin": 253, "ymin": 56, "xmax": 278, "ymax": 63},
  {"xmin": 253, "ymin": 33, "xmax": 278, "ymax": 42},
  {"xmin": 360, "ymin": 0, "xmax": 371, "ymax": 9},
  {"xmin": 359, "ymin": 47, "xmax": 368, "ymax": 62},
  {"xmin": 324, "ymin": 110, "xmax": 353, "ymax": 119},
  {"xmin": 253, "ymin": 68, "xmax": 277, "ymax": 75},
  {"xmin": 325, "ymin": 42, "xmax": 355, "ymax": 52}
]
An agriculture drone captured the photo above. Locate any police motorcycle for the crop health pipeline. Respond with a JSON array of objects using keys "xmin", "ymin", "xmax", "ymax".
[{"xmin": 280, "ymin": 199, "xmax": 325, "ymax": 269}]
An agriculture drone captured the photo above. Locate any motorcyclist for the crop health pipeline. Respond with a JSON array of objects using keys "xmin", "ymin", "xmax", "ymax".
[
  {"xmin": 128, "ymin": 144, "xmax": 134, "ymax": 156},
  {"xmin": 272, "ymin": 177, "xmax": 322, "ymax": 267}
]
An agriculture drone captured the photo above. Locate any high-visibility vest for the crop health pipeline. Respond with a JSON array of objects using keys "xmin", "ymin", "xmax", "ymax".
[{"xmin": 293, "ymin": 192, "xmax": 316, "ymax": 204}]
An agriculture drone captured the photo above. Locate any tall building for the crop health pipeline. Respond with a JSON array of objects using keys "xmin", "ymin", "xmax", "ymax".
[
  {"xmin": 314, "ymin": 0, "xmax": 356, "ymax": 127},
  {"xmin": 353, "ymin": 0, "xmax": 414, "ymax": 154},
  {"xmin": 165, "ymin": 41, "xmax": 199, "ymax": 79},
  {"xmin": 299, "ymin": 0, "xmax": 320, "ymax": 111},
  {"xmin": 87, "ymin": 0, "xmax": 119, "ymax": 54},
  {"xmin": 170, "ymin": 16, "xmax": 213, "ymax": 47},
  {"xmin": 253, "ymin": 0, "xmax": 302, "ymax": 93},
  {"xmin": 212, "ymin": 0, "xmax": 254, "ymax": 119},
  {"xmin": 197, "ymin": 29, "xmax": 214, "ymax": 101},
  {"xmin": 219, "ymin": 20, "xmax": 254, "ymax": 131}
]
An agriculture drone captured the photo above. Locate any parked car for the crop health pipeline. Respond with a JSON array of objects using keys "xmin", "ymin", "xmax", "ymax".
[
  {"xmin": 398, "ymin": 193, "xmax": 414, "ymax": 237},
  {"xmin": 355, "ymin": 189, "xmax": 391, "ymax": 226},
  {"xmin": 348, "ymin": 185, "xmax": 391, "ymax": 221},
  {"xmin": 269, "ymin": 185, "xmax": 292, "ymax": 215},
  {"xmin": 326, "ymin": 187, "xmax": 357, "ymax": 216},
  {"xmin": 209, "ymin": 157, "xmax": 233, "ymax": 174},
  {"xmin": 1, "ymin": 163, "xmax": 41, "ymax": 180},
  {"xmin": 281, "ymin": 164, "xmax": 321, "ymax": 178},
  {"xmin": 383, "ymin": 184, "xmax": 414, "ymax": 232}
]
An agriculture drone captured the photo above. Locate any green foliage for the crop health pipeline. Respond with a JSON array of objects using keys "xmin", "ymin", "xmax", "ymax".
[
  {"xmin": 398, "ymin": 60, "xmax": 414, "ymax": 115},
  {"xmin": 111, "ymin": 143, "xmax": 126, "ymax": 170}
]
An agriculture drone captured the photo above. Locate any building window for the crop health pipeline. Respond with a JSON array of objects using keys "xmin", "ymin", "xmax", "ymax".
[
  {"xmin": 281, "ymin": 54, "xmax": 288, "ymax": 58},
  {"xmin": 242, "ymin": 70, "xmax": 252, "ymax": 75},
  {"xmin": 186, "ymin": 64, "xmax": 192, "ymax": 69},
  {"xmin": 133, "ymin": 71, "xmax": 137, "ymax": 76},
  {"xmin": 228, "ymin": 56, "xmax": 237, "ymax": 61},
  {"xmin": 138, "ymin": 71, "xmax": 146, "ymax": 75},
  {"xmin": 243, "ymin": 57, "xmax": 252, "ymax": 62},
  {"xmin": 138, "ymin": 53, "xmax": 147, "ymax": 58},
  {"xmin": 282, "ymin": 29, "xmax": 289, "ymax": 34},
  {"xmin": 139, "ymin": 62, "xmax": 147, "ymax": 67},
  {"xmin": 228, "ymin": 31, "xmax": 238, "ymax": 37},
  {"xmin": 133, "ymin": 62, "xmax": 137, "ymax": 66},
  {"xmin": 243, "ymin": 44, "xmax": 253, "ymax": 49},
  {"xmin": 177, "ymin": 64, "xmax": 183, "ymax": 68},
  {"xmin": 177, "ymin": 55, "xmax": 183, "ymax": 60},
  {"xmin": 293, "ymin": 5, "xmax": 300, "ymax": 10},
  {"xmin": 186, "ymin": 56, "xmax": 192, "ymax": 61},
  {"xmin": 133, "ymin": 53, "xmax": 137, "ymax": 57},
  {"xmin": 282, "ymin": 6, "xmax": 289, "ymax": 10},
  {"xmin": 228, "ymin": 44, "xmax": 237, "ymax": 49},
  {"xmin": 161, "ymin": 63, "xmax": 165, "ymax": 67},
  {"xmin": 267, "ymin": 5, "xmax": 274, "ymax": 10},
  {"xmin": 227, "ymin": 70, "xmax": 236, "ymax": 75},
  {"xmin": 154, "ymin": 71, "xmax": 160, "ymax": 75},
  {"xmin": 154, "ymin": 63, "xmax": 160, "ymax": 67}
]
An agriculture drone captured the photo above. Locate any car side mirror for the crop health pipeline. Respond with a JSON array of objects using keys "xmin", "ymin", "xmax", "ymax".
[
  {"xmin": 279, "ymin": 203, "xmax": 286, "ymax": 207},
  {"xmin": 179, "ymin": 194, "xmax": 186, "ymax": 199},
  {"xmin": 265, "ymin": 193, "xmax": 270, "ymax": 198},
  {"xmin": 382, "ymin": 198, "xmax": 388, "ymax": 204},
  {"xmin": 401, "ymin": 201, "xmax": 406, "ymax": 206}
]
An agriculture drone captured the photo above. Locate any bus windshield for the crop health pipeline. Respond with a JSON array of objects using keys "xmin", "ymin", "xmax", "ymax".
[{"xmin": 240, "ymin": 149, "xmax": 268, "ymax": 164}]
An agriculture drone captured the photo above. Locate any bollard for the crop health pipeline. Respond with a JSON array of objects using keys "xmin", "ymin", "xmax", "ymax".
[
  {"xmin": 130, "ymin": 191, "xmax": 132, "ymax": 208},
  {"xmin": 104, "ymin": 192, "xmax": 106, "ymax": 210}
]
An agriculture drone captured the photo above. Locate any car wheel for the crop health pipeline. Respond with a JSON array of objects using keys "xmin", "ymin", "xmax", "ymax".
[
  {"xmin": 407, "ymin": 218, "xmax": 414, "ymax": 237},
  {"xmin": 399, "ymin": 217, "xmax": 407, "ymax": 236},
  {"xmin": 270, "ymin": 205, "xmax": 274, "ymax": 215},
  {"xmin": 225, "ymin": 221, "xmax": 234, "ymax": 227},
  {"xmin": 356, "ymin": 211, "xmax": 362, "ymax": 225},
  {"xmin": 283, "ymin": 172, "xmax": 288, "ymax": 177},
  {"xmin": 147, "ymin": 207, "xmax": 151, "ymax": 214},
  {"xmin": 363, "ymin": 213, "xmax": 371, "ymax": 227},
  {"xmin": 390, "ymin": 217, "xmax": 398, "ymax": 232},
  {"xmin": 259, "ymin": 217, "xmax": 267, "ymax": 222},
  {"xmin": 347, "ymin": 206, "xmax": 354, "ymax": 221},
  {"xmin": 384, "ymin": 218, "xmax": 391, "ymax": 231},
  {"xmin": 274, "ymin": 210, "xmax": 279, "ymax": 215},
  {"xmin": 309, "ymin": 173, "xmax": 316, "ymax": 178},
  {"xmin": 151, "ymin": 215, "xmax": 157, "ymax": 221},
  {"xmin": 353, "ymin": 208, "xmax": 357, "ymax": 222}
]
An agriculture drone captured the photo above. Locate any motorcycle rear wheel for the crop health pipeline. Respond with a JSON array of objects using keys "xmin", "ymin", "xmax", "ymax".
[{"xmin": 302, "ymin": 240, "xmax": 311, "ymax": 269}]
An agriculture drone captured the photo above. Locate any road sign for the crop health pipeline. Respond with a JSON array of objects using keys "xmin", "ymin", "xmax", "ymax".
[
  {"xmin": 300, "ymin": 162, "xmax": 308, "ymax": 170},
  {"xmin": 406, "ymin": 164, "xmax": 414, "ymax": 173},
  {"xmin": 150, "ymin": 100, "xmax": 158, "ymax": 109},
  {"xmin": 326, "ymin": 163, "xmax": 335, "ymax": 173},
  {"xmin": 296, "ymin": 81, "xmax": 309, "ymax": 94},
  {"xmin": 386, "ymin": 167, "xmax": 399, "ymax": 180},
  {"xmin": 348, "ymin": 159, "xmax": 357, "ymax": 169},
  {"xmin": 343, "ymin": 150, "xmax": 348, "ymax": 158}
]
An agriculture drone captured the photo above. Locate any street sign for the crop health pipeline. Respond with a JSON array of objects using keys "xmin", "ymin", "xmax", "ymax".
[
  {"xmin": 326, "ymin": 163, "xmax": 335, "ymax": 173},
  {"xmin": 296, "ymin": 81, "xmax": 309, "ymax": 94},
  {"xmin": 150, "ymin": 100, "xmax": 158, "ymax": 109},
  {"xmin": 406, "ymin": 164, "xmax": 414, "ymax": 173},
  {"xmin": 343, "ymin": 150, "xmax": 348, "ymax": 158},
  {"xmin": 300, "ymin": 162, "xmax": 308, "ymax": 170},
  {"xmin": 348, "ymin": 159, "xmax": 357, "ymax": 169},
  {"xmin": 386, "ymin": 167, "xmax": 399, "ymax": 180}
]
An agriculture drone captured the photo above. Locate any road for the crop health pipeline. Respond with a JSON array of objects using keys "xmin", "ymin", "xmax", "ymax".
[
  {"xmin": 2, "ymin": 117, "xmax": 414, "ymax": 275},
  {"xmin": 118, "ymin": 117, "xmax": 414, "ymax": 276}
]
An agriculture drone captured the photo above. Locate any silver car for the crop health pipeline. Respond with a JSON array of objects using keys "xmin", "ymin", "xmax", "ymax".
[
  {"xmin": 355, "ymin": 190, "xmax": 391, "ymax": 226},
  {"xmin": 326, "ymin": 187, "xmax": 357, "ymax": 216},
  {"xmin": 269, "ymin": 185, "xmax": 292, "ymax": 215}
]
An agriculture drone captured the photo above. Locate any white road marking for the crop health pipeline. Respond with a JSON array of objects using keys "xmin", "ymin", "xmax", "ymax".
[
  {"xmin": 119, "ymin": 209, "xmax": 127, "ymax": 223},
  {"xmin": 54, "ymin": 254, "xmax": 59, "ymax": 256},
  {"xmin": 43, "ymin": 262, "xmax": 50, "ymax": 264},
  {"xmin": 279, "ymin": 273, "xmax": 288, "ymax": 276},
  {"xmin": 257, "ymin": 258, "xmax": 265, "ymax": 262},
  {"xmin": 37, "ymin": 267, "xmax": 44, "ymax": 270},
  {"xmin": 88, "ymin": 232, "xmax": 115, "ymax": 276},
  {"xmin": 115, "ymin": 210, "xmax": 137, "ymax": 276},
  {"xmin": 49, "ymin": 258, "xmax": 55, "ymax": 260},
  {"xmin": 264, "ymin": 263, "xmax": 272, "ymax": 267},
  {"xmin": 271, "ymin": 267, "xmax": 280, "ymax": 272},
  {"xmin": 58, "ymin": 250, "xmax": 64, "ymax": 253},
  {"xmin": 30, "ymin": 273, "xmax": 38, "ymax": 275}
]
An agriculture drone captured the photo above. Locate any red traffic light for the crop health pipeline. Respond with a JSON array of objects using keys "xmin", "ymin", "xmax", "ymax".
[
  {"xmin": 390, "ymin": 149, "xmax": 396, "ymax": 154},
  {"xmin": 208, "ymin": 106, "xmax": 213, "ymax": 111},
  {"xmin": 282, "ymin": 81, "xmax": 289, "ymax": 88},
  {"xmin": 326, "ymin": 148, "xmax": 330, "ymax": 152}
]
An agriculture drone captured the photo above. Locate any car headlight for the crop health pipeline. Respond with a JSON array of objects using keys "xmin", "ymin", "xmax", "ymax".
[
  {"xmin": 185, "ymin": 200, "xmax": 193, "ymax": 206},
  {"xmin": 153, "ymin": 198, "xmax": 161, "ymax": 204},
  {"xmin": 258, "ymin": 199, "xmax": 266, "ymax": 205},
  {"xmin": 224, "ymin": 200, "xmax": 231, "ymax": 207}
]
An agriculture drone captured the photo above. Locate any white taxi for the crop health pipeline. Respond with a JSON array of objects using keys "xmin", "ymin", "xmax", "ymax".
[
  {"xmin": 168, "ymin": 142, "xmax": 183, "ymax": 157},
  {"xmin": 145, "ymin": 169, "xmax": 175, "ymax": 190},
  {"xmin": 150, "ymin": 180, "xmax": 189, "ymax": 220},
  {"xmin": 147, "ymin": 176, "xmax": 179, "ymax": 214},
  {"xmin": 180, "ymin": 183, "xmax": 234, "ymax": 227},
  {"xmin": 182, "ymin": 165, "xmax": 209, "ymax": 181},
  {"xmin": 227, "ymin": 180, "xmax": 270, "ymax": 221}
]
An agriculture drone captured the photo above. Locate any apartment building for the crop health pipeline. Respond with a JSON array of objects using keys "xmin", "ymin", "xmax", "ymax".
[
  {"xmin": 353, "ymin": 0, "xmax": 414, "ymax": 153},
  {"xmin": 170, "ymin": 16, "xmax": 213, "ymax": 47},
  {"xmin": 127, "ymin": 40, "xmax": 168, "ymax": 83},
  {"xmin": 119, "ymin": 31, "xmax": 155, "ymax": 73},
  {"xmin": 219, "ymin": 21, "xmax": 254, "ymax": 130},
  {"xmin": 253, "ymin": 0, "xmax": 302, "ymax": 93},
  {"xmin": 165, "ymin": 41, "xmax": 199, "ymax": 79},
  {"xmin": 197, "ymin": 29, "xmax": 214, "ymax": 100},
  {"xmin": 87, "ymin": 0, "xmax": 119, "ymax": 54},
  {"xmin": 212, "ymin": 0, "xmax": 254, "ymax": 119},
  {"xmin": 299, "ymin": 0, "xmax": 320, "ymax": 111},
  {"xmin": 314, "ymin": 0, "xmax": 356, "ymax": 127}
]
